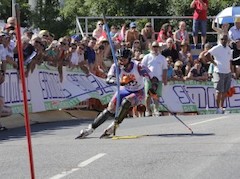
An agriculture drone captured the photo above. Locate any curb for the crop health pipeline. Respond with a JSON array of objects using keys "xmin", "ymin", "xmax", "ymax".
[{"xmin": 0, "ymin": 109, "xmax": 99, "ymax": 129}]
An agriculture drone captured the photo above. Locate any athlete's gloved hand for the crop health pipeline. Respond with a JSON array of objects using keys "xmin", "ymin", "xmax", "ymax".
[{"xmin": 148, "ymin": 76, "xmax": 159, "ymax": 99}]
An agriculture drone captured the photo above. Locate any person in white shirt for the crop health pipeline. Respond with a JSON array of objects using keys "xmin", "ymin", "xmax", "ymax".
[
  {"xmin": 228, "ymin": 17, "xmax": 240, "ymax": 48},
  {"xmin": 205, "ymin": 34, "xmax": 233, "ymax": 114},
  {"xmin": 141, "ymin": 41, "xmax": 168, "ymax": 116}
]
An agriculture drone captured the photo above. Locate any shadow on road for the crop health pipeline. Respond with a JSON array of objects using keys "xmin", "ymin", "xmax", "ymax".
[
  {"xmin": 0, "ymin": 119, "xmax": 93, "ymax": 142},
  {"xmin": 146, "ymin": 133, "xmax": 215, "ymax": 137}
]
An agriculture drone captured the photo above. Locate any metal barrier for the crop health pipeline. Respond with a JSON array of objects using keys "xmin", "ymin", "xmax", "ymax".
[{"xmin": 76, "ymin": 15, "xmax": 217, "ymax": 40}]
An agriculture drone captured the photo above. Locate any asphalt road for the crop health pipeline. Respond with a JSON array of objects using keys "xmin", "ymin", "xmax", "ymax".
[{"xmin": 1, "ymin": 113, "xmax": 240, "ymax": 179}]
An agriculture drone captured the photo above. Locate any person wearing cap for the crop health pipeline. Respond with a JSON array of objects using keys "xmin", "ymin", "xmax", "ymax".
[
  {"xmin": 125, "ymin": 22, "xmax": 140, "ymax": 48},
  {"xmin": 141, "ymin": 41, "xmax": 168, "ymax": 117},
  {"xmin": 205, "ymin": 34, "xmax": 233, "ymax": 114},
  {"xmin": 228, "ymin": 17, "xmax": 240, "ymax": 48}
]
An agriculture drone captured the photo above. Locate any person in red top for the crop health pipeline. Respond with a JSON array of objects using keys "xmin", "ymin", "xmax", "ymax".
[
  {"xmin": 190, "ymin": 0, "xmax": 208, "ymax": 49},
  {"xmin": 157, "ymin": 23, "xmax": 173, "ymax": 45}
]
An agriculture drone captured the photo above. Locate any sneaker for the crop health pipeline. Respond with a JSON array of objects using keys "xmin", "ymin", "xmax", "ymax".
[
  {"xmin": 153, "ymin": 110, "xmax": 160, "ymax": 116},
  {"xmin": 145, "ymin": 110, "xmax": 152, "ymax": 117},
  {"xmin": 100, "ymin": 121, "xmax": 118, "ymax": 138},
  {"xmin": 75, "ymin": 125, "xmax": 94, "ymax": 139},
  {"xmin": 216, "ymin": 108, "xmax": 224, "ymax": 114},
  {"xmin": 153, "ymin": 106, "xmax": 160, "ymax": 116}
]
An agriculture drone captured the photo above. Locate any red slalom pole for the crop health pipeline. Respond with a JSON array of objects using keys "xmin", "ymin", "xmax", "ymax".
[{"xmin": 15, "ymin": 4, "xmax": 35, "ymax": 179}]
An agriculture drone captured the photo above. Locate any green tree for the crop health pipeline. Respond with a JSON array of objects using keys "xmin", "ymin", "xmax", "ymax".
[
  {"xmin": 31, "ymin": 0, "xmax": 69, "ymax": 38},
  {"xmin": 0, "ymin": 0, "xmax": 30, "ymax": 26},
  {"xmin": 62, "ymin": 0, "xmax": 169, "ymax": 34}
]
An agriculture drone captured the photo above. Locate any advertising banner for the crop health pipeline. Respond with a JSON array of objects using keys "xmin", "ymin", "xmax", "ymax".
[{"xmin": 1, "ymin": 64, "xmax": 240, "ymax": 114}]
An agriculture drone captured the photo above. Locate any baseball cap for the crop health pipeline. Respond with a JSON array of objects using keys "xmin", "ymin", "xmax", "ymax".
[{"xmin": 130, "ymin": 22, "xmax": 137, "ymax": 28}]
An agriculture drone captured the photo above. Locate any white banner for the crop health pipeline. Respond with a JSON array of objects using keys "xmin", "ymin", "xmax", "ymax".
[
  {"xmin": 1, "ymin": 64, "xmax": 240, "ymax": 114},
  {"xmin": 0, "ymin": 64, "xmax": 115, "ymax": 113},
  {"xmin": 163, "ymin": 80, "xmax": 240, "ymax": 114}
]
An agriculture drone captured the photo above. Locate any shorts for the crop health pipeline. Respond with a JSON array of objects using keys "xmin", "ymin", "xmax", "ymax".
[
  {"xmin": 108, "ymin": 86, "xmax": 145, "ymax": 112},
  {"xmin": 144, "ymin": 79, "xmax": 163, "ymax": 97},
  {"xmin": 213, "ymin": 72, "xmax": 231, "ymax": 93},
  {"xmin": 192, "ymin": 19, "xmax": 207, "ymax": 36}
]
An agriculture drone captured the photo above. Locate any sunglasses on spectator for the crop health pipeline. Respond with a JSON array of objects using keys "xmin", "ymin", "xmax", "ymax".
[
  {"xmin": 60, "ymin": 42, "xmax": 67, "ymax": 45},
  {"xmin": 146, "ymin": 25, "xmax": 152, "ymax": 27},
  {"xmin": 98, "ymin": 23, "xmax": 103, "ymax": 26},
  {"xmin": 79, "ymin": 47, "xmax": 84, "ymax": 50},
  {"xmin": 43, "ymin": 34, "xmax": 49, "ymax": 37},
  {"xmin": 35, "ymin": 40, "xmax": 42, "ymax": 44},
  {"xmin": 35, "ymin": 40, "xmax": 45, "ymax": 47},
  {"xmin": 40, "ymin": 43, "xmax": 46, "ymax": 49},
  {"xmin": 119, "ymin": 57, "xmax": 128, "ymax": 61},
  {"xmin": 134, "ymin": 41, "xmax": 140, "ymax": 44},
  {"xmin": 220, "ymin": 38, "xmax": 228, "ymax": 41}
]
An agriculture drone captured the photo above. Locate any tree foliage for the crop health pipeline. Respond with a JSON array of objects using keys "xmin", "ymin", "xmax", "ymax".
[
  {"xmin": 1, "ymin": 0, "xmax": 240, "ymax": 37},
  {"xmin": 0, "ymin": 0, "xmax": 30, "ymax": 25}
]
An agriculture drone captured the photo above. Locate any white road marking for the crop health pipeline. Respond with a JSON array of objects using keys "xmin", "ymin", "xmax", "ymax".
[
  {"xmin": 49, "ymin": 153, "xmax": 106, "ymax": 179},
  {"xmin": 78, "ymin": 153, "xmax": 106, "ymax": 167},
  {"xmin": 190, "ymin": 116, "xmax": 228, "ymax": 126}
]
